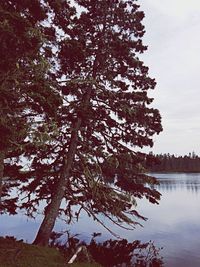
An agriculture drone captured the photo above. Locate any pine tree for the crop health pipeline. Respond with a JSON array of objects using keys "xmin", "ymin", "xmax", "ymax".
[{"xmin": 30, "ymin": 0, "xmax": 162, "ymax": 246}]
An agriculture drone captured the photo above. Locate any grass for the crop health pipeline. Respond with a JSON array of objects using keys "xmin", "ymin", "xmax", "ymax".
[{"xmin": 0, "ymin": 237, "xmax": 101, "ymax": 267}]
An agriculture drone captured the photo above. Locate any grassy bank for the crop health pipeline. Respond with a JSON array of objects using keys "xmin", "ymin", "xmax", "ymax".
[{"xmin": 0, "ymin": 237, "xmax": 100, "ymax": 267}]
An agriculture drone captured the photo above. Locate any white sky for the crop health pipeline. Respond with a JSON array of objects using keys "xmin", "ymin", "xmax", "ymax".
[{"xmin": 139, "ymin": 0, "xmax": 200, "ymax": 155}]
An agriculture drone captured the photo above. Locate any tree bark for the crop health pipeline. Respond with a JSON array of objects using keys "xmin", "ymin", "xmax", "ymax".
[
  {"xmin": 33, "ymin": 40, "xmax": 100, "ymax": 245},
  {"xmin": 33, "ymin": 118, "xmax": 81, "ymax": 245},
  {"xmin": 0, "ymin": 150, "xmax": 5, "ymax": 206},
  {"xmin": 33, "ymin": 90, "xmax": 92, "ymax": 246}
]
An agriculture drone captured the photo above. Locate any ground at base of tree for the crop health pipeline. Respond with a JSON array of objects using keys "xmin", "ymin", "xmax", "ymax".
[{"xmin": 0, "ymin": 236, "xmax": 101, "ymax": 267}]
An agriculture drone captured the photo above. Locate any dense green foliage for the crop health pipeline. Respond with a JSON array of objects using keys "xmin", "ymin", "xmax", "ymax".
[
  {"xmin": 0, "ymin": 0, "xmax": 62, "ymax": 211},
  {"xmin": 32, "ymin": 0, "xmax": 162, "ymax": 245},
  {"xmin": 1, "ymin": 0, "xmax": 162, "ymax": 246},
  {"xmin": 149, "ymin": 153, "xmax": 200, "ymax": 173},
  {"xmin": 0, "ymin": 0, "xmax": 61, "ymax": 150}
]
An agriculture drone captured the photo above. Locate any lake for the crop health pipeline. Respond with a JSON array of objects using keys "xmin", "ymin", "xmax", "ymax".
[{"xmin": 1, "ymin": 173, "xmax": 200, "ymax": 266}]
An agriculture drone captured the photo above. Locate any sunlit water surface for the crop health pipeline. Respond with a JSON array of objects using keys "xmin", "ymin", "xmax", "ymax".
[{"xmin": 1, "ymin": 173, "xmax": 200, "ymax": 266}]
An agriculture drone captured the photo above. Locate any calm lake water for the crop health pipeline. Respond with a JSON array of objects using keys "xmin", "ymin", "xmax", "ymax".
[{"xmin": 1, "ymin": 173, "xmax": 200, "ymax": 266}]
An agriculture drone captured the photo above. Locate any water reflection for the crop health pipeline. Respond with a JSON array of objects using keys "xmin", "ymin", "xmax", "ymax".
[
  {"xmin": 157, "ymin": 179, "xmax": 200, "ymax": 193},
  {"xmin": 2, "ymin": 173, "xmax": 200, "ymax": 267},
  {"xmin": 153, "ymin": 173, "xmax": 200, "ymax": 193},
  {"xmin": 134, "ymin": 173, "xmax": 200, "ymax": 267}
]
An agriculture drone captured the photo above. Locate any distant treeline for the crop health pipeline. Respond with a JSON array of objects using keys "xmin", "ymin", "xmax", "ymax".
[{"xmin": 149, "ymin": 152, "xmax": 200, "ymax": 172}]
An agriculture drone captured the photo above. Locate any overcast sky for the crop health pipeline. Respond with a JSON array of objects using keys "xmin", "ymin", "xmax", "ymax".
[{"xmin": 139, "ymin": 0, "xmax": 200, "ymax": 155}]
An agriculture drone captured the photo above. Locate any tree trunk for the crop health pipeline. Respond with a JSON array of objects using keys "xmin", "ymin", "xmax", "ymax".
[
  {"xmin": 33, "ymin": 118, "xmax": 82, "ymax": 246},
  {"xmin": 0, "ymin": 150, "xmax": 5, "ymax": 205},
  {"xmin": 33, "ymin": 87, "xmax": 93, "ymax": 246},
  {"xmin": 33, "ymin": 45, "xmax": 100, "ymax": 245}
]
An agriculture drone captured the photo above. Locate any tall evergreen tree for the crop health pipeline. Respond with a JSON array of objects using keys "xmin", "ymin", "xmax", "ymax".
[{"xmin": 31, "ymin": 0, "xmax": 162, "ymax": 246}]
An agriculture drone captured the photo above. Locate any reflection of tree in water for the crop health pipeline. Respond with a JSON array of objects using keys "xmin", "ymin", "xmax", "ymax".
[
  {"xmin": 50, "ymin": 231, "xmax": 164, "ymax": 266},
  {"xmin": 156, "ymin": 178, "xmax": 200, "ymax": 193}
]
